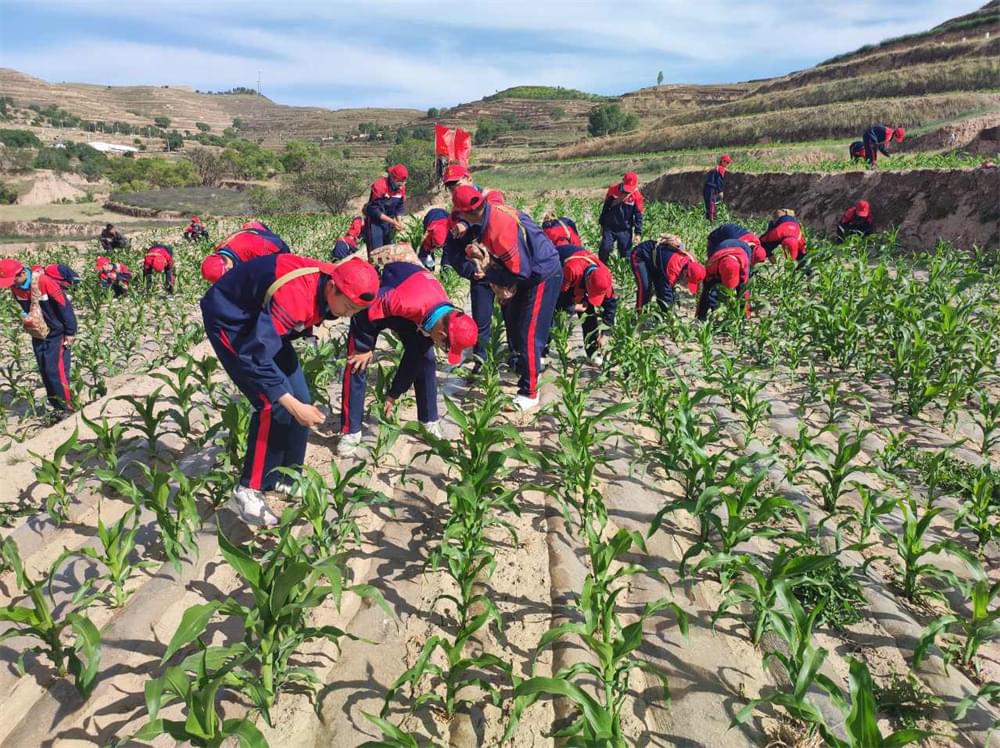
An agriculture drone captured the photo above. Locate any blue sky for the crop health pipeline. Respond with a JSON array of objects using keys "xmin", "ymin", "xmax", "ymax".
[{"xmin": 0, "ymin": 0, "xmax": 987, "ymax": 111}]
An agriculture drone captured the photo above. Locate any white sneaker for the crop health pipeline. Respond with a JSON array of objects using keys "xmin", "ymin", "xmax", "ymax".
[
  {"xmin": 337, "ymin": 431, "xmax": 363, "ymax": 458},
  {"xmin": 273, "ymin": 480, "xmax": 303, "ymax": 498},
  {"xmin": 422, "ymin": 419, "xmax": 444, "ymax": 438},
  {"xmin": 540, "ymin": 357, "xmax": 548, "ymax": 370},
  {"xmin": 591, "ymin": 353, "xmax": 604, "ymax": 367},
  {"xmin": 228, "ymin": 486, "xmax": 279, "ymax": 528},
  {"xmin": 512, "ymin": 394, "xmax": 540, "ymax": 412}
]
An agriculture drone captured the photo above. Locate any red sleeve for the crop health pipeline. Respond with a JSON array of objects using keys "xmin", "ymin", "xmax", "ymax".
[
  {"xmin": 561, "ymin": 262, "xmax": 581, "ymax": 293},
  {"xmin": 634, "ymin": 191, "xmax": 645, "ymax": 212},
  {"xmin": 482, "ymin": 209, "xmax": 522, "ymax": 274},
  {"xmin": 39, "ymin": 275, "xmax": 66, "ymax": 304},
  {"xmin": 485, "ymin": 190, "xmax": 505, "ymax": 205}
]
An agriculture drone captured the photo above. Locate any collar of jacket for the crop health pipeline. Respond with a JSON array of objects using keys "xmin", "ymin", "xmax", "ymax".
[
  {"xmin": 421, "ymin": 302, "xmax": 458, "ymax": 335},
  {"xmin": 17, "ymin": 269, "xmax": 31, "ymax": 290}
]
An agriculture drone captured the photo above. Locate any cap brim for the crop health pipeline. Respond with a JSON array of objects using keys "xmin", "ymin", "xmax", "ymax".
[
  {"xmin": 687, "ymin": 281, "xmax": 700, "ymax": 295},
  {"xmin": 448, "ymin": 347, "xmax": 462, "ymax": 365},
  {"xmin": 587, "ymin": 292, "xmax": 607, "ymax": 307},
  {"xmin": 0, "ymin": 276, "xmax": 15, "ymax": 289}
]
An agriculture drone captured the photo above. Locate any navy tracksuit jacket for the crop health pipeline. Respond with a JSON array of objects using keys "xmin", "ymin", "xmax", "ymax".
[
  {"xmin": 363, "ymin": 176, "xmax": 406, "ymax": 250},
  {"xmin": 11, "ymin": 267, "xmax": 78, "ymax": 410},
  {"xmin": 200, "ymin": 254, "xmax": 341, "ymax": 491},
  {"xmin": 341, "ymin": 263, "xmax": 455, "ymax": 434},
  {"xmin": 478, "ymin": 203, "xmax": 563, "ymax": 397},
  {"xmin": 862, "ymin": 125, "xmax": 893, "ymax": 166},
  {"xmin": 542, "ymin": 217, "xmax": 583, "ymax": 248},
  {"xmin": 631, "ymin": 239, "xmax": 689, "ymax": 311},
  {"xmin": 143, "ymin": 244, "xmax": 175, "ymax": 293},
  {"xmin": 697, "ymin": 240, "xmax": 753, "ymax": 320},
  {"xmin": 441, "ymin": 221, "xmax": 498, "ymax": 363},
  {"xmin": 704, "ymin": 166, "xmax": 726, "ymax": 220},
  {"xmin": 556, "ymin": 245, "xmax": 617, "ymax": 358},
  {"xmin": 214, "ymin": 228, "xmax": 290, "ymax": 267},
  {"xmin": 598, "ymin": 184, "xmax": 643, "ymax": 262}
]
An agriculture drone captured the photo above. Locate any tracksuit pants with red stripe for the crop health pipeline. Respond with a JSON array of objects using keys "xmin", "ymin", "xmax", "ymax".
[
  {"xmin": 503, "ymin": 271, "xmax": 562, "ymax": 398},
  {"xmin": 32, "ymin": 334, "xmax": 72, "ymax": 411},
  {"xmin": 631, "ymin": 250, "xmax": 677, "ymax": 312},
  {"xmin": 206, "ymin": 331, "xmax": 310, "ymax": 491},
  {"xmin": 704, "ymin": 189, "xmax": 718, "ymax": 221},
  {"xmin": 341, "ymin": 326, "xmax": 437, "ymax": 434},
  {"xmin": 364, "ymin": 221, "xmax": 395, "ymax": 252}
]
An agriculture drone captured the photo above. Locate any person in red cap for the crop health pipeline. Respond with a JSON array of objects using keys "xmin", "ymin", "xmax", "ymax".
[
  {"xmin": 201, "ymin": 222, "xmax": 291, "ymax": 284},
  {"xmin": 631, "ymin": 234, "xmax": 706, "ymax": 312},
  {"xmin": 862, "ymin": 125, "xmax": 904, "ymax": 168},
  {"xmin": 339, "ymin": 261, "xmax": 476, "ymax": 456},
  {"xmin": 142, "ymin": 243, "xmax": 175, "ymax": 294},
  {"xmin": 837, "ymin": 200, "xmax": 875, "ymax": 241},
  {"xmin": 0, "ymin": 258, "xmax": 78, "ymax": 417},
  {"xmin": 363, "ymin": 164, "xmax": 408, "ymax": 250},
  {"xmin": 96, "ymin": 255, "xmax": 133, "ymax": 297},
  {"xmin": 452, "ymin": 185, "xmax": 563, "ymax": 410},
  {"xmin": 849, "ymin": 141, "xmax": 866, "ymax": 162},
  {"xmin": 417, "ymin": 208, "xmax": 449, "ymax": 270},
  {"xmin": 200, "ymin": 253, "xmax": 379, "ymax": 527},
  {"xmin": 703, "ymin": 154, "xmax": 732, "ymax": 221},
  {"xmin": 697, "ymin": 230, "xmax": 766, "ymax": 321},
  {"xmin": 330, "ymin": 216, "xmax": 365, "ymax": 261},
  {"xmin": 555, "ymin": 245, "xmax": 617, "ymax": 364},
  {"xmin": 598, "ymin": 172, "xmax": 644, "ymax": 262},
  {"xmin": 760, "ymin": 209, "xmax": 809, "ymax": 268},
  {"xmin": 183, "ymin": 215, "xmax": 209, "ymax": 242},
  {"xmin": 542, "ymin": 212, "xmax": 583, "ymax": 248}
]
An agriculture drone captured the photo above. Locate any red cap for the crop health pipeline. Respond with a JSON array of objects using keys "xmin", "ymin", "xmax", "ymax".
[
  {"xmin": 719, "ymin": 153, "xmax": 733, "ymax": 165},
  {"xmin": 442, "ymin": 164, "xmax": 469, "ymax": 184},
  {"xmin": 346, "ymin": 216, "xmax": 364, "ymax": 238},
  {"xmin": 446, "ymin": 311, "xmax": 477, "ymax": 365},
  {"xmin": 387, "ymin": 164, "xmax": 408, "ymax": 181},
  {"xmin": 242, "ymin": 220, "xmax": 268, "ymax": 231},
  {"xmin": 201, "ymin": 254, "xmax": 228, "ymax": 284},
  {"xmin": 192, "ymin": 215, "xmax": 201, "ymax": 223},
  {"xmin": 895, "ymin": 127, "xmax": 905, "ymax": 142},
  {"xmin": 452, "ymin": 185, "xmax": 486, "ymax": 213},
  {"xmin": 96, "ymin": 256, "xmax": 110, "ymax": 272},
  {"xmin": 856, "ymin": 200, "xmax": 871, "ymax": 217},
  {"xmin": 684, "ymin": 260, "xmax": 706, "ymax": 295},
  {"xmin": 331, "ymin": 257, "xmax": 379, "ymax": 306},
  {"xmin": 584, "ymin": 264, "xmax": 613, "ymax": 307},
  {"xmin": 150, "ymin": 255, "xmax": 168, "ymax": 273},
  {"xmin": 622, "ymin": 172, "xmax": 638, "ymax": 192},
  {"xmin": 0, "ymin": 258, "xmax": 24, "ymax": 288}
]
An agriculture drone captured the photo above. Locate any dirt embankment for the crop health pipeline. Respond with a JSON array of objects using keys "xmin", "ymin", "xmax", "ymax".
[{"xmin": 643, "ymin": 167, "xmax": 1000, "ymax": 251}]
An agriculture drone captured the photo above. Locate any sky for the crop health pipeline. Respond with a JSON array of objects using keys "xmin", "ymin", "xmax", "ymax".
[{"xmin": 0, "ymin": 0, "xmax": 988, "ymax": 111}]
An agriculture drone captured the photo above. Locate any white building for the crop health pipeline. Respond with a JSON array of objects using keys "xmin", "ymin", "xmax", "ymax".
[{"xmin": 87, "ymin": 141, "xmax": 139, "ymax": 155}]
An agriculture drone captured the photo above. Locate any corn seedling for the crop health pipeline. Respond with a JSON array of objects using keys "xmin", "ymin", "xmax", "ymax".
[
  {"xmin": 914, "ymin": 577, "xmax": 1000, "ymax": 674},
  {"xmin": 30, "ymin": 426, "xmax": 85, "ymax": 524},
  {"xmin": 952, "ymin": 471, "xmax": 1000, "ymax": 553},
  {"xmin": 804, "ymin": 427, "xmax": 873, "ymax": 514},
  {"xmin": 115, "ymin": 386, "xmax": 174, "ymax": 454}
]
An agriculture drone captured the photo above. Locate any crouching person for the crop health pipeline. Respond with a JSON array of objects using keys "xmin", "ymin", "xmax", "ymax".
[
  {"xmin": 201, "ymin": 221, "xmax": 290, "ymax": 284},
  {"xmin": 417, "ymin": 208, "xmax": 449, "ymax": 270},
  {"xmin": 760, "ymin": 209, "xmax": 809, "ymax": 269},
  {"xmin": 0, "ymin": 258, "xmax": 78, "ymax": 417},
  {"xmin": 631, "ymin": 234, "xmax": 706, "ymax": 312},
  {"xmin": 696, "ymin": 237, "xmax": 765, "ymax": 321},
  {"xmin": 330, "ymin": 217, "xmax": 364, "ymax": 261},
  {"xmin": 837, "ymin": 200, "xmax": 875, "ymax": 242},
  {"xmin": 339, "ymin": 262, "xmax": 477, "ymax": 457},
  {"xmin": 557, "ymin": 246, "xmax": 617, "ymax": 363},
  {"xmin": 143, "ymin": 243, "xmax": 175, "ymax": 294},
  {"xmin": 97, "ymin": 256, "xmax": 133, "ymax": 297},
  {"xmin": 200, "ymin": 254, "xmax": 379, "ymax": 527}
]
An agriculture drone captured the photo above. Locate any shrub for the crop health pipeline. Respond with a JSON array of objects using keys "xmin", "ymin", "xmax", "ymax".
[
  {"xmin": 195, "ymin": 122, "xmax": 211, "ymax": 132},
  {"xmin": 0, "ymin": 129, "xmax": 41, "ymax": 148},
  {"xmin": 385, "ymin": 138, "xmax": 436, "ymax": 197},
  {"xmin": 219, "ymin": 139, "xmax": 282, "ymax": 179},
  {"xmin": 427, "ymin": 107, "xmax": 440, "ymax": 118},
  {"xmin": 279, "ymin": 140, "xmax": 321, "ymax": 174},
  {"xmin": 0, "ymin": 181, "xmax": 18, "ymax": 204},
  {"xmin": 153, "ymin": 115, "xmax": 171, "ymax": 128},
  {"xmin": 163, "ymin": 131, "xmax": 184, "ymax": 151},
  {"xmin": 292, "ymin": 157, "xmax": 364, "ymax": 213},
  {"xmin": 587, "ymin": 103, "xmax": 639, "ymax": 137},
  {"xmin": 33, "ymin": 147, "xmax": 72, "ymax": 172},
  {"xmin": 247, "ymin": 185, "xmax": 308, "ymax": 214},
  {"xmin": 474, "ymin": 113, "xmax": 529, "ymax": 145}
]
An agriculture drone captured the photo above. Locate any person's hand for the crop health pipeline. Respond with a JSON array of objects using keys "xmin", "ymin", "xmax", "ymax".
[
  {"xmin": 718, "ymin": 192, "xmax": 724, "ymax": 200},
  {"xmin": 473, "ymin": 270, "xmax": 485, "ymax": 280},
  {"xmin": 382, "ymin": 396, "xmax": 396, "ymax": 418},
  {"xmin": 491, "ymin": 284, "xmax": 517, "ymax": 303},
  {"xmin": 347, "ymin": 350, "xmax": 374, "ymax": 373},
  {"xmin": 278, "ymin": 394, "xmax": 326, "ymax": 428},
  {"xmin": 63, "ymin": 336, "xmax": 75, "ymax": 346},
  {"xmin": 451, "ymin": 222, "xmax": 469, "ymax": 238},
  {"xmin": 571, "ymin": 303, "xmax": 586, "ymax": 313},
  {"xmin": 595, "ymin": 333, "xmax": 607, "ymax": 349}
]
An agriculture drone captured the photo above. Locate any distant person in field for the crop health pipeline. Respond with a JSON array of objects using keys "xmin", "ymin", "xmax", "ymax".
[
  {"xmin": 364, "ymin": 164, "xmax": 407, "ymax": 250},
  {"xmin": 760, "ymin": 209, "xmax": 809, "ymax": 267},
  {"xmin": 862, "ymin": 125, "xmax": 904, "ymax": 168},
  {"xmin": 696, "ymin": 232, "xmax": 766, "ymax": 321},
  {"xmin": 703, "ymin": 154, "xmax": 732, "ymax": 221},
  {"xmin": 451, "ymin": 185, "xmax": 563, "ymax": 410},
  {"xmin": 541, "ymin": 212, "xmax": 583, "ymax": 247},
  {"xmin": 631, "ymin": 233, "xmax": 706, "ymax": 313},
  {"xmin": 200, "ymin": 254, "xmax": 379, "ymax": 527},
  {"xmin": 338, "ymin": 262, "xmax": 477, "ymax": 457},
  {"xmin": 849, "ymin": 141, "xmax": 866, "ymax": 162},
  {"xmin": 143, "ymin": 243, "xmax": 175, "ymax": 294},
  {"xmin": 96, "ymin": 255, "xmax": 133, "ymax": 297},
  {"xmin": 555, "ymin": 245, "xmax": 617, "ymax": 364},
  {"xmin": 330, "ymin": 217, "xmax": 364, "ymax": 261},
  {"xmin": 837, "ymin": 200, "xmax": 875, "ymax": 241},
  {"xmin": 183, "ymin": 215, "xmax": 209, "ymax": 242},
  {"xmin": 201, "ymin": 221, "xmax": 290, "ymax": 284},
  {"xmin": 417, "ymin": 208, "xmax": 449, "ymax": 271},
  {"xmin": 598, "ymin": 171, "xmax": 644, "ymax": 262},
  {"xmin": 0, "ymin": 258, "xmax": 78, "ymax": 418},
  {"xmin": 100, "ymin": 223, "xmax": 128, "ymax": 251}
]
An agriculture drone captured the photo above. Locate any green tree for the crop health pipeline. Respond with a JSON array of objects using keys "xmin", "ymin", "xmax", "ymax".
[
  {"xmin": 657, "ymin": 70, "xmax": 664, "ymax": 85},
  {"xmin": 385, "ymin": 139, "xmax": 436, "ymax": 197},
  {"xmin": 427, "ymin": 107, "xmax": 440, "ymax": 118},
  {"xmin": 0, "ymin": 181, "xmax": 18, "ymax": 204},
  {"xmin": 292, "ymin": 157, "xmax": 364, "ymax": 213},
  {"xmin": 220, "ymin": 139, "xmax": 282, "ymax": 179},
  {"xmin": 587, "ymin": 103, "xmax": 639, "ymax": 136},
  {"xmin": 280, "ymin": 140, "xmax": 321, "ymax": 174},
  {"xmin": 163, "ymin": 130, "xmax": 184, "ymax": 151},
  {"xmin": 0, "ymin": 129, "xmax": 42, "ymax": 148},
  {"xmin": 153, "ymin": 115, "xmax": 171, "ymax": 128},
  {"xmin": 195, "ymin": 122, "xmax": 211, "ymax": 132}
]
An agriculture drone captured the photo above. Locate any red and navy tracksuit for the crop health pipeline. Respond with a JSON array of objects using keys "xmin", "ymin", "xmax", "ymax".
[
  {"xmin": 849, "ymin": 141, "xmax": 865, "ymax": 161},
  {"xmin": 696, "ymin": 240, "xmax": 753, "ymax": 320},
  {"xmin": 862, "ymin": 125, "xmax": 893, "ymax": 167},
  {"xmin": 341, "ymin": 262, "xmax": 453, "ymax": 434},
  {"xmin": 99, "ymin": 262, "xmax": 133, "ymax": 297},
  {"xmin": 363, "ymin": 176, "xmax": 406, "ymax": 250},
  {"xmin": 200, "ymin": 254, "xmax": 340, "ymax": 491},
  {"xmin": 704, "ymin": 165, "xmax": 726, "ymax": 220},
  {"xmin": 419, "ymin": 208, "xmax": 449, "ymax": 268},
  {"xmin": 837, "ymin": 207, "xmax": 874, "ymax": 241},
  {"xmin": 215, "ymin": 227, "xmax": 290, "ymax": 266},
  {"xmin": 760, "ymin": 216, "xmax": 808, "ymax": 264},
  {"xmin": 598, "ymin": 184, "xmax": 643, "ymax": 262},
  {"xmin": 631, "ymin": 239, "xmax": 688, "ymax": 311},
  {"xmin": 542, "ymin": 216, "xmax": 583, "ymax": 247},
  {"xmin": 330, "ymin": 235, "xmax": 359, "ymax": 261},
  {"xmin": 478, "ymin": 204, "xmax": 563, "ymax": 397},
  {"xmin": 557, "ymin": 246, "xmax": 617, "ymax": 358},
  {"xmin": 10, "ymin": 267, "xmax": 77, "ymax": 411},
  {"xmin": 143, "ymin": 244, "xmax": 175, "ymax": 293},
  {"xmin": 184, "ymin": 223, "xmax": 209, "ymax": 241}
]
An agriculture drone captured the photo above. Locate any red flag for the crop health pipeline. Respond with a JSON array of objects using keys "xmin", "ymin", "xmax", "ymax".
[{"xmin": 435, "ymin": 124, "xmax": 471, "ymax": 166}]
